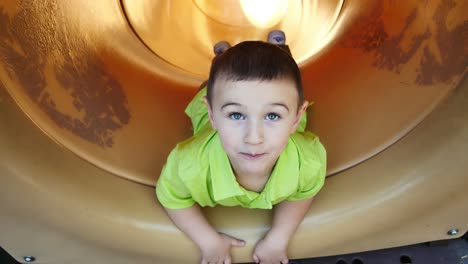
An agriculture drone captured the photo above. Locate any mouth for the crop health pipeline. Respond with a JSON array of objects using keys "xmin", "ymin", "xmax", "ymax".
[{"xmin": 240, "ymin": 152, "xmax": 266, "ymax": 160}]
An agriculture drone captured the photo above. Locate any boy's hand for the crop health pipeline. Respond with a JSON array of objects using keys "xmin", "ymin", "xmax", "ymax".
[
  {"xmin": 252, "ymin": 234, "xmax": 289, "ymax": 264},
  {"xmin": 200, "ymin": 232, "xmax": 245, "ymax": 264}
]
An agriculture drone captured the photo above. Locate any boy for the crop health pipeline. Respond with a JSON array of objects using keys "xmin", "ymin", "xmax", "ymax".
[{"xmin": 156, "ymin": 31, "xmax": 327, "ymax": 264}]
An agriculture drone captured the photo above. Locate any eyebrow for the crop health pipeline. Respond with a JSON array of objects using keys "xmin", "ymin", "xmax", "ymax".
[
  {"xmin": 221, "ymin": 102, "xmax": 241, "ymax": 110},
  {"xmin": 220, "ymin": 102, "xmax": 290, "ymax": 112},
  {"xmin": 271, "ymin": 103, "xmax": 290, "ymax": 112}
]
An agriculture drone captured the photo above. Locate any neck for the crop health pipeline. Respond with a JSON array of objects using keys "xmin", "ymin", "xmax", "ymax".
[{"xmin": 235, "ymin": 170, "xmax": 271, "ymax": 193}]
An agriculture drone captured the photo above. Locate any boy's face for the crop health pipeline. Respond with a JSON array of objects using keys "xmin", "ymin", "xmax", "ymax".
[{"xmin": 205, "ymin": 77, "xmax": 308, "ymax": 180}]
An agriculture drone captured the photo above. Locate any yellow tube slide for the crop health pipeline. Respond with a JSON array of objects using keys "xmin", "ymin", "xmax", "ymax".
[{"xmin": 0, "ymin": 0, "xmax": 467, "ymax": 263}]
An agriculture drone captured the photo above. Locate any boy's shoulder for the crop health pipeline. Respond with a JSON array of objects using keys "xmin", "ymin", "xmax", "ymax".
[
  {"xmin": 290, "ymin": 131, "xmax": 326, "ymax": 162},
  {"xmin": 290, "ymin": 130, "xmax": 319, "ymax": 145},
  {"xmin": 162, "ymin": 128, "xmax": 219, "ymax": 184},
  {"xmin": 171, "ymin": 126, "xmax": 217, "ymax": 161}
]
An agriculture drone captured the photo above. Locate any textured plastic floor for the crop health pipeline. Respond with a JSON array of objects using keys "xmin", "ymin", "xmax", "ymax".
[
  {"xmin": 285, "ymin": 238, "xmax": 468, "ymax": 264},
  {"xmin": 2, "ymin": 237, "xmax": 466, "ymax": 264}
]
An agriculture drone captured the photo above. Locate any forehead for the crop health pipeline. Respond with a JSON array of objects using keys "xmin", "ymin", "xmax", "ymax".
[{"xmin": 212, "ymin": 77, "xmax": 298, "ymax": 105}]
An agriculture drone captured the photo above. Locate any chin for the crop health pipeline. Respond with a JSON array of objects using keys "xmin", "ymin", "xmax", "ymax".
[{"xmin": 243, "ymin": 165, "xmax": 271, "ymax": 176}]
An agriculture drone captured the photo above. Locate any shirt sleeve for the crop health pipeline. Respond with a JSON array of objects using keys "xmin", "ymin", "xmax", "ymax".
[
  {"xmin": 156, "ymin": 147, "xmax": 196, "ymax": 209},
  {"xmin": 287, "ymin": 133, "xmax": 327, "ymax": 201},
  {"xmin": 184, "ymin": 87, "xmax": 211, "ymax": 135}
]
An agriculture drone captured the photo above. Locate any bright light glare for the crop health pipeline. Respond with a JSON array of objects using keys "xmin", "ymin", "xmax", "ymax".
[{"xmin": 240, "ymin": 0, "xmax": 288, "ymax": 28}]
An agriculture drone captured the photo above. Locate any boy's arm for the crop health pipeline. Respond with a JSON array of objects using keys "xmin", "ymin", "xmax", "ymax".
[
  {"xmin": 164, "ymin": 204, "xmax": 245, "ymax": 264},
  {"xmin": 269, "ymin": 198, "xmax": 314, "ymax": 242},
  {"xmin": 252, "ymin": 198, "xmax": 314, "ymax": 263}
]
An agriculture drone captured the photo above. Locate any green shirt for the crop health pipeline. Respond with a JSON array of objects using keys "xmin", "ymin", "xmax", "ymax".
[{"xmin": 156, "ymin": 88, "xmax": 327, "ymax": 209}]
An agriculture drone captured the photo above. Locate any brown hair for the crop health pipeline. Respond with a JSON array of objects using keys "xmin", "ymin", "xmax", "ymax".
[{"xmin": 206, "ymin": 41, "xmax": 304, "ymax": 107}]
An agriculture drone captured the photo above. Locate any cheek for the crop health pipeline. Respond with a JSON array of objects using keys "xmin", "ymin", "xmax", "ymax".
[
  {"xmin": 266, "ymin": 126, "xmax": 291, "ymax": 151},
  {"xmin": 216, "ymin": 125, "xmax": 240, "ymax": 151}
]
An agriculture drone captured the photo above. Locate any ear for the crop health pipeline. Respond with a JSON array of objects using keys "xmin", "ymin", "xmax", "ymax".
[
  {"xmin": 290, "ymin": 100, "xmax": 309, "ymax": 134},
  {"xmin": 203, "ymin": 96, "xmax": 217, "ymax": 130}
]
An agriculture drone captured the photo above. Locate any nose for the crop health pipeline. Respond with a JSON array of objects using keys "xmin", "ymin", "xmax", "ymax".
[{"xmin": 244, "ymin": 121, "xmax": 264, "ymax": 145}]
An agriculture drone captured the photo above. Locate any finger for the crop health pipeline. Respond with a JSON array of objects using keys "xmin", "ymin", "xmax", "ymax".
[
  {"xmin": 224, "ymin": 257, "xmax": 232, "ymax": 264},
  {"xmin": 252, "ymin": 254, "xmax": 260, "ymax": 263},
  {"xmin": 281, "ymin": 258, "xmax": 289, "ymax": 264},
  {"xmin": 230, "ymin": 238, "xmax": 245, "ymax": 247},
  {"xmin": 221, "ymin": 233, "xmax": 246, "ymax": 247},
  {"xmin": 220, "ymin": 233, "xmax": 245, "ymax": 243},
  {"xmin": 201, "ymin": 259, "xmax": 208, "ymax": 264}
]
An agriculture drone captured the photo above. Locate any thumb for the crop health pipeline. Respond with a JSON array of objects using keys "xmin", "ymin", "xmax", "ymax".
[
  {"xmin": 252, "ymin": 254, "xmax": 260, "ymax": 263},
  {"xmin": 220, "ymin": 233, "xmax": 245, "ymax": 247},
  {"xmin": 230, "ymin": 238, "xmax": 245, "ymax": 247}
]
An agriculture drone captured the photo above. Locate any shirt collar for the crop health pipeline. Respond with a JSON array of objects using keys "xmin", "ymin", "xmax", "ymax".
[
  {"xmin": 209, "ymin": 135, "xmax": 244, "ymax": 201},
  {"xmin": 263, "ymin": 139, "xmax": 299, "ymax": 203}
]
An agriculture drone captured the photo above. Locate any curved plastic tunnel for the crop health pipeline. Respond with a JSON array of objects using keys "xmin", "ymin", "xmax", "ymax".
[{"xmin": 0, "ymin": 1, "xmax": 467, "ymax": 263}]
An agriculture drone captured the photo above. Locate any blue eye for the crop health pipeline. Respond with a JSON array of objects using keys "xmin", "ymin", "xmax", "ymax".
[
  {"xmin": 266, "ymin": 113, "xmax": 280, "ymax": 121},
  {"xmin": 229, "ymin": 112, "xmax": 244, "ymax": 120}
]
